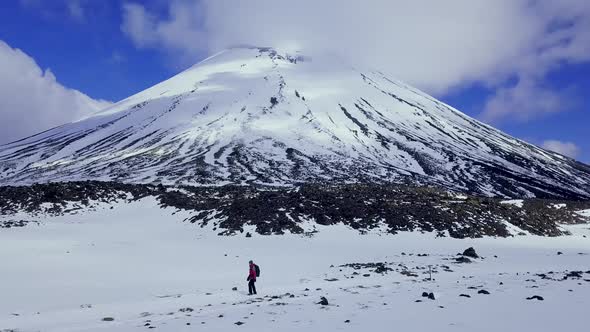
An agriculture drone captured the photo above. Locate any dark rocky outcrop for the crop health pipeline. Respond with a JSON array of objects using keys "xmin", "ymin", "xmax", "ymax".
[
  {"xmin": 1, "ymin": 182, "xmax": 588, "ymax": 238},
  {"xmin": 317, "ymin": 297, "xmax": 329, "ymax": 305},
  {"xmin": 462, "ymin": 247, "xmax": 479, "ymax": 258}
]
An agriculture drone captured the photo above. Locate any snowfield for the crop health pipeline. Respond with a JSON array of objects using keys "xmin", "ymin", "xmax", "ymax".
[{"xmin": 1, "ymin": 199, "xmax": 589, "ymax": 331}]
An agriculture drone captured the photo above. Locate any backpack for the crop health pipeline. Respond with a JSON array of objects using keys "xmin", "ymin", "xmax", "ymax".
[{"xmin": 254, "ymin": 264, "xmax": 260, "ymax": 277}]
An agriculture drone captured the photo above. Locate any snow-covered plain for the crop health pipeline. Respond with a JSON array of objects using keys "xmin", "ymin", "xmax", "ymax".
[{"xmin": 1, "ymin": 199, "xmax": 589, "ymax": 331}]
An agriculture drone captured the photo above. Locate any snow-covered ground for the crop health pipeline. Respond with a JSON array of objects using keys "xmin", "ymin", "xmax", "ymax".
[{"xmin": 1, "ymin": 199, "xmax": 589, "ymax": 331}]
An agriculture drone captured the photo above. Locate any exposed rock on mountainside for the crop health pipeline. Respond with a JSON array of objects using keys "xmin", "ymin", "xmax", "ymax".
[{"xmin": 1, "ymin": 181, "xmax": 589, "ymax": 238}]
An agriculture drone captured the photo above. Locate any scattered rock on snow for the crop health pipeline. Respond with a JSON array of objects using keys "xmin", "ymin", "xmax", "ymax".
[
  {"xmin": 526, "ymin": 295, "xmax": 544, "ymax": 301},
  {"xmin": 318, "ymin": 296, "xmax": 329, "ymax": 305},
  {"xmin": 459, "ymin": 294, "xmax": 471, "ymax": 298},
  {"xmin": 478, "ymin": 290, "xmax": 490, "ymax": 295},
  {"xmin": 455, "ymin": 256, "xmax": 472, "ymax": 264},
  {"xmin": 564, "ymin": 271, "xmax": 584, "ymax": 279},
  {"xmin": 400, "ymin": 270, "xmax": 419, "ymax": 277},
  {"xmin": 462, "ymin": 247, "xmax": 479, "ymax": 258},
  {"xmin": 101, "ymin": 317, "xmax": 115, "ymax": 322}
]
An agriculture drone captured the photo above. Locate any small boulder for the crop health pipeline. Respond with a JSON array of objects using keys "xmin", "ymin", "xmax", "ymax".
[
  {"xmin": 462, "ymin": 247, "xmax": 479, "ymax": 259},
  {"xmin": 232, "ymin": 287, "xmax": 238, "ymax": 291},
  {"xmin": 478, "ymin": 290, "xmax": 490, "ymax": 295},
  {"xmin": 235, "ymin": 321, "xmax": 245, "ymax": 326},
  {"xmin": 428, "ymin": 292, "xmax": 435, "ymax": 300},
  {"xmin": 421, "ymin": 292, "xmax": 429, "ymax": 298},
  {"xmin": 526, "ymin": 295, "xmax": 544, "ymax": 301},
  {"xmin": 101, "ymin": 317, "xmax": 115, "ymax": 322},
  {"xmin": 318, "ymin": 296, "xmax": 329, "ymax": 305},
  {"xmin": 459, "ymin": 294, "xmax": 471, "ymax": 298}
]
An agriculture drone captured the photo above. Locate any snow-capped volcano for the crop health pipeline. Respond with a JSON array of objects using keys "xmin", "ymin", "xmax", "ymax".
[{"xmin": 0, "ymin": 47, "xmax": 589, "ymax": 198}]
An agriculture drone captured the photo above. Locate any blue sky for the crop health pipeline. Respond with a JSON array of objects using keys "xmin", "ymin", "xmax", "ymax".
[{"xmin": 0, "ymin": 0, "xmax": 588, "ymax": 162}]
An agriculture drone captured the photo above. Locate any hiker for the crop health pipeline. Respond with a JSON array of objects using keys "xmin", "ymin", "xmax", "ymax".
[{"xmin": 247, "ymin": 260, "xmax": 258, "ymax": 295}]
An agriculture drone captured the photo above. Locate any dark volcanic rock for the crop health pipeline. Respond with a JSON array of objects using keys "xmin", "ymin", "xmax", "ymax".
[
  {"xmin": 318, "ymin": 297, "xmax": 329, "ymax": 306},
  {"xmin": 478, "ymin": 290, "xmax": 490, "ymax": 295},
  {"xmin": 0, "ymin": 220, "xmax": 38, "ymax": 228},
  {"xmin": 1, "ymin": 182, "xmax": 588, "ymax": 238},
  {"xmin": 462, "ymin": 247, "xmax": 479, "ymax": 258},
  {"xmin": 455, "ymin": 256, "xmax": 472, "ymax": 264},
  {"xmin": 526, "ymin": 295, "xmax": 544, "ymax": 301}
]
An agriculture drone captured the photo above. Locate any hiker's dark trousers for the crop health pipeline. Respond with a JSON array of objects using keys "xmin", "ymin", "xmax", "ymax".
[{"xmin": 248, "ymin": 280, "xmax": 257, "ymax": 295}]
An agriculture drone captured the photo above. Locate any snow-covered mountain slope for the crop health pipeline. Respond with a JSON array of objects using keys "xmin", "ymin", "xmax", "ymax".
[{"xmin": 1, "ymin": 47, "xmax": 589, "ymax": 198}]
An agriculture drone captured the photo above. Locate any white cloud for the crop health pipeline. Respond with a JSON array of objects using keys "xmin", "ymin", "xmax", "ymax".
[
  {"xmin": 481, "ymin": 78, "xmax": 575, "ymax": 123},
  {"xmin": 121, "ymin": 2, "xmax": 205, "ymax": 59},
  {"xmin": 542, "ymin": 140, "xmax": 581, "ymax": 158},
  {"xmin": 0, "ymin": 40, "xmax": 112, "ymax": 144},
  {"xmin": 19, "ymin": 0, "xmax": 89, "ymax": 22},
  {"xmin": 121, "ymin": 0, "xmax": 590, "ymax": 122},
  {"xmin": 67, "ymin": 0, "xmax": 85, "ymax": 22}
]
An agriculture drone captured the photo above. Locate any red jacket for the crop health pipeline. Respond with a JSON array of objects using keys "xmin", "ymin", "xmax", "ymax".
[{"xmin": 248, "ymin": 264, "xmax": 257, "ymax": 281}]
